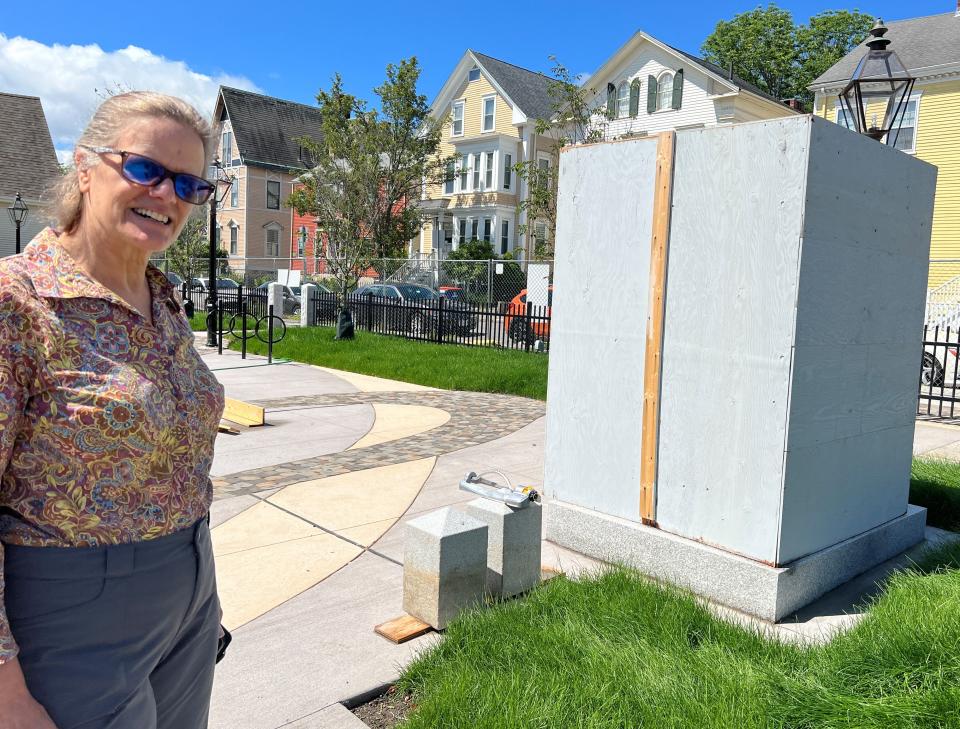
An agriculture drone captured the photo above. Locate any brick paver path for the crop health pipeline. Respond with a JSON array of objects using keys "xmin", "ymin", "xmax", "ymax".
[{"xmin": 212, "ymin": 391, "xmax": 545, "ymax": 499}]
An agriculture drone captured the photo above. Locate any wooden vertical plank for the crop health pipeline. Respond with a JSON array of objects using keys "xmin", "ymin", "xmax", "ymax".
[{"xmin": 640, "ymin": 131, "xmax": 676, "ymax": 525}]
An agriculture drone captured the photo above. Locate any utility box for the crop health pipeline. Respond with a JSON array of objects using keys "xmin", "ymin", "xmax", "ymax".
[{"xmin": 545, "ymin": 116, "xmax": 937, "ymax": 620}]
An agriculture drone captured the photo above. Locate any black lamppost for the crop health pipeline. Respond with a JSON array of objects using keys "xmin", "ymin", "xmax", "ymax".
[
  {"xmin": 839, "ymin": 19, "xmax": 915, "ymax": 146},
  {"xmin": 7, "ymin": 192, "xmax": 28, "ymax": 255},
  {"xmin": 206, "ymin": 158, "xmax": 234, "ymax": 346}
]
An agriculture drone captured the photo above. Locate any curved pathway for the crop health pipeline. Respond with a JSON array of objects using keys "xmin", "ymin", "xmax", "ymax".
[{"xmin": 211, "ymin": 390, "xmax": 545, "ymax": 499}]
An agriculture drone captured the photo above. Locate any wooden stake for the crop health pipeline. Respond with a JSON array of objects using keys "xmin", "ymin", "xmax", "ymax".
[{"xmin": 640, "ymin": 131, "xmax": 676, "ymax": 525}]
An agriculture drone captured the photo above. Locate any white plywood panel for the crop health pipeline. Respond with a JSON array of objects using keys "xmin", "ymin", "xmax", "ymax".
[
  {"xmin": 655, "ymin": 118, "xmax": 811, "ymax": 563},
  {"xmin": 779, "ymin": 121, "xmax": 936, "ymax": 562},
  {"xmin": 801, "ymin": 117, "xmax": 937, "ymax": 261},
  {"xmin": 793, "ymin": 236, "xmax": 929, "ymax": 347},
  {"xmin": 785, "ymin": 344, "xmax": 869, "ymax": 449},
  {"xmin": 545, "ymin": 137, "xmax": 659, "ymax": 521},
  {"xmin": 778, "ymin": 424, "xmax": 914, "ymax": 563}
]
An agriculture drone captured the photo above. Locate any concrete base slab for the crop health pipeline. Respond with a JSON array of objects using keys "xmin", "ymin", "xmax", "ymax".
[{"xmin": 546, "ymin": 500, "xmax": 927, "ymax": 622}]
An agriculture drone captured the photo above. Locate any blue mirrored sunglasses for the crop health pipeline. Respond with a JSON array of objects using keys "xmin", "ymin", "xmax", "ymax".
[{"xmin": 79, "ymin": 145, "xmax": 215, "ymax": 205}]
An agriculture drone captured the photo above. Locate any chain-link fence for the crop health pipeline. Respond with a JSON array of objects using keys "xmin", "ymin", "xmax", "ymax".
[{"xmin": 153, "ymin": 256, "xmax": 553, "ymax": 307}]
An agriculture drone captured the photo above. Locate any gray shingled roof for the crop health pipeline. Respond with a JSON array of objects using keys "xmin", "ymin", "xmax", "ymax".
[
  {"xmin": 0, "ymin": 93, "xmax": 60, "ymax": 201},
  {"xmin": 219, "ymin": 87, "xmax": 324, "ymax": 172},
  {"xmin": 812, "ymin": 12, "xmax": 960, "ymax": 88},
  {"xmin": 670, "ymin": 47, "xmax": 784, "ymax": 105},
  {"xmin": 472, "ymin": 52, "xmax": 555, "ymax": 122}
]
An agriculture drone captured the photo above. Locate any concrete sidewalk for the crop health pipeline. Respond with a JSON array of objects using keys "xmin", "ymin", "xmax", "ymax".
[
  {"xmin": 204, "ymin": 346, "xmax": 551, "ymax": 728},
  {"xmin": 204, "ymin": 344, "xmax": 960, "ymax": 728}
]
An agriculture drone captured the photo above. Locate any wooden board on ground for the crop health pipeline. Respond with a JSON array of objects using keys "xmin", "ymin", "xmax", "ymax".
[
  {"xmin": 218, "ymin": 421, "xmax": 241, "ymax": 435},
  {"xmin": 223, "ymin": 397, "xmax": 265, "ymax": 427},
  {"xmin": 375, "ymin": 615, "xmax": 434, "ymax": 644}
]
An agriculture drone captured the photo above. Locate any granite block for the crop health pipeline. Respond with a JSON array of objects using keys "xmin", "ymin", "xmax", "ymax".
[
  {"xmin": 461, "ymin": 499, "xmax": 542, "ymax": 598},
  {"xmin": 403, "ymin": 508, "xmax": 488, "ymax": 629}
]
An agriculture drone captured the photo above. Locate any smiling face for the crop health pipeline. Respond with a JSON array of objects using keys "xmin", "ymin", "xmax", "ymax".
[{"xmin": 75, "ymin": 116, "xmax": 207, "ymax": 257}]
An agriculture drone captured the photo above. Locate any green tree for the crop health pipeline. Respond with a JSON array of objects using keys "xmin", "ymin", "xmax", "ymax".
[
  {"xmin": 797, "ymin": 10, "xmax": 875, "ymax": 100},
  {"xmin": 288, "ymin": 57, "xmax": 453, "ymax": 299},
  {"xmin": 701, "ymin": 4, "xmax": 801, "ymax": 101},
  {"xmin": 702, "ymin": 4, "xmax": 873, "ymax": 109},
  {"xmin": 165, "ymin": 212, "xmax": 227, "ymax": 285},
  {"xmin": 514, "ymin": 58, "xmax": 608, "ymax": 260}
]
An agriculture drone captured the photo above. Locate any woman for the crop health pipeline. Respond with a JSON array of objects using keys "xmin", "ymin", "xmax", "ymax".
[{"xmin": 0, "ymin": 92, "xmax": 225, "ymax": 728}]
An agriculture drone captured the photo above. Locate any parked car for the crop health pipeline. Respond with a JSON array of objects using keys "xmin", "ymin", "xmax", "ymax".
[
  {"xmin": 349, "ymin": 283, "xmax": 475, "ymax": 336},
  {"xmin": 255, "ymin": 282, "xmax": 301, "ymax": 316},
  {"xmin": 164, "ymin": 271, "xmax": 184, "ymax": 288},
  {"xmin": 921, "ymin": 332, "xmax": 960, "ymax": 387},
  {"xmin": 438, "ymin": 286, "xmax": 465, "ymax": 302},
  {"xmin": 190, "ymin": 278, "xmax": 244, "ymax": 313},
  {"xmin": 504, "ymin": 287, "xmax": 553, "ymax": 345}
]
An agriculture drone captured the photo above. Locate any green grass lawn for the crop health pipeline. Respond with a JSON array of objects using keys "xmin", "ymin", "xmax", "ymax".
[
  {"xmin": 393, "ymin": 464, "xmax": 960, "ymax": 728},
  {"xmin": 911, "ymin": 459, "xmax": 960, "ymax": 532},
  {"xmin": 227, "ymin": 326, "xmax": 549, "ymax": 400}
]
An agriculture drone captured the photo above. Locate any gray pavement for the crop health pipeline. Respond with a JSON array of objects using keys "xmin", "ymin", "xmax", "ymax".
[{"xmin": 203, "ymin": 343, "xmax": 960, "ymax": 728}]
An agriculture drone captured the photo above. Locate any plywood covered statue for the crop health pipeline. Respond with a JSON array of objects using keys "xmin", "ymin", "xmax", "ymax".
[{"xmin": 544, "ymin": 116, "xmax": 937, "ymax": 620}]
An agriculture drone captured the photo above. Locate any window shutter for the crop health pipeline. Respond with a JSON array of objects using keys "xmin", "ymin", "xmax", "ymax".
[
  {"xmin": 629, "ymin": 79, "xmax": 641, "ymax": 117},
  {"xmin": 607, "ymin": 83, "xmax": 616, "ymax": 118},
  {"xmin": 672, "ymin": 69, "xmax": 684, "ymax": 110},
  {"xmin": 647, "ymin": 75, "xmax": 658, "ymax": 113}
]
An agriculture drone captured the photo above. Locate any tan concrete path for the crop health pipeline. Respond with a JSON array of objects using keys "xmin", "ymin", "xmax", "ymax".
[{"xmin": 204, "ymin": 347, "xmax": 546, "ymax": 728}]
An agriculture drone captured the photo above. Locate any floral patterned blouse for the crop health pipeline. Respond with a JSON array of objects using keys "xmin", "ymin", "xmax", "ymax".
[{"xmin": 0, "ymin": 227, "xmax": 224, "ymax": 664}]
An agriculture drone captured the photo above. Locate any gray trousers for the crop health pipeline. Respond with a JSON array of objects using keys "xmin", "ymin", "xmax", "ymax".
[{"xmin": 4, "ymin": 518, "xmax": 220, "ymax": 729}]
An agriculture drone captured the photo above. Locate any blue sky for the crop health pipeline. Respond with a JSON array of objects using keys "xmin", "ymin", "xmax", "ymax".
[{"xmin": 0, "ymin": 0, "xmax": 951, "ymax": 156}]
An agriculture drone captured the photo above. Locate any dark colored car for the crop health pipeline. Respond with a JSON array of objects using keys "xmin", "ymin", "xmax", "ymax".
[
  {"xmin": 349, "ymin": 283, "xmax": 475, "ymax": 336},
  {"xmin": 164, "ymin": 271, "xmax": 184, "ymax": 288}
]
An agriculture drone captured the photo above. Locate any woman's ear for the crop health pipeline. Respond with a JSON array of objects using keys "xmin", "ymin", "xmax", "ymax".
[{"xmin": 75, "ymin": 149, "xmax": 93, "ymax": 194}]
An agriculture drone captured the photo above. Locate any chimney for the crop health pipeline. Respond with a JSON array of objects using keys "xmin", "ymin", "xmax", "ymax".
[
  {"xmin": 728, "ymin": 60, "xmax": 734, "ymax": 79},
  {"xmin": 783, "ymin": 98, "xmax": 803, "ymax": 111}
]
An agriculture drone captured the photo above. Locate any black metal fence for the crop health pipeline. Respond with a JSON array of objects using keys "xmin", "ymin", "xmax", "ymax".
[
  {"xmin": 181, "ymin": 285, "xmax": 269, "ymax": 319},
  {"xmin": 918, "ymin": 324, "xmax": 960, "ymax": 420},
  {"xmin": 311, "ymin": 292, "xmax": 551, "ymax": 352}
]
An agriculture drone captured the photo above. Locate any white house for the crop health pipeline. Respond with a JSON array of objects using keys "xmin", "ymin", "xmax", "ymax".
[{"xmin": 582, "ymin": 30, "xmax": 798, "ymax": 139}]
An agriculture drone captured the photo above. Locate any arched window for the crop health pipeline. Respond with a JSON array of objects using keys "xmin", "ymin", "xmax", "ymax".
[
  {"xmin": 657, "ymin": 72, "xmax": 674, "ymax": 111},
  {"xmin": 617, "ymin": 81, "xmax": 630, "ymax": 118}
]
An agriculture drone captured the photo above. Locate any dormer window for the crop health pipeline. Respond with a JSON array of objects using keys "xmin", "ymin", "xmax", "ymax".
[{"xmin": 468, "ymin": 67, "xmax": 481, "ymax": 82}]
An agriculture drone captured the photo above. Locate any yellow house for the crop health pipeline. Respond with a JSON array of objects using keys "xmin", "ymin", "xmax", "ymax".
[
  {"xmin": 414, "ymin": 51, "xmax": 556, "ymax": 260},
  {"xmin": 811, "ymin": 9, "xmax": 960, "ymax": 296}
]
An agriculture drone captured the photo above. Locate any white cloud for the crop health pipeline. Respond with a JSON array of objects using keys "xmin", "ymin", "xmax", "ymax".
[{"xmin": 0, "ymin": 34, "xmax": 261, "ymax": 158}]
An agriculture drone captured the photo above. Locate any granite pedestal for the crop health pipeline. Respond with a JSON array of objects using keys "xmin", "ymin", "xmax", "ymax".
[
  {"xmin": 461, "ymin": 499, "xmax": 542, "ymax": 598},
  {"xmin": 403, "ymin": 508, "xmax": 487, "ymax": 629}
]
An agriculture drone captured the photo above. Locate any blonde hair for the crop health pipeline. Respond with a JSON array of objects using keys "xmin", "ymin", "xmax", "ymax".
[{"xmin": 54, "ymin": 91, "xmax": 217, "ymax": 233}]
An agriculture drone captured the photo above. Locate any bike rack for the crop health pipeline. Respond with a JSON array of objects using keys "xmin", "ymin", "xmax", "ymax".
[{"xmin": 216, "ymin": 300, "xmax": 287, "ymax": 362}]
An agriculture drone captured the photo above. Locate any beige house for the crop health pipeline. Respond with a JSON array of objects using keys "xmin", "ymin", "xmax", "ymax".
[
  {"xmin": 0, "ymin": 92, "xmax": 60, "ymax": 257},
  {"xmin": 416, "ymin": 51, "xmax": 556, "ymax": 260},
  {"xmin": 212, "ymin": 87, "xmax": 323, "ymax": 276}
]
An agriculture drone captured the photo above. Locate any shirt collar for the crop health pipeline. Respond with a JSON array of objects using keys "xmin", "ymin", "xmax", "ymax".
[{"xmin": 24, "ymin": 227, "xmax": 176, "ymax": 310}]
